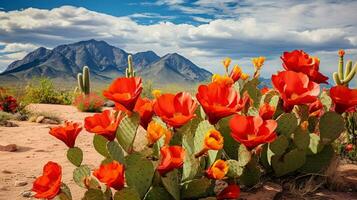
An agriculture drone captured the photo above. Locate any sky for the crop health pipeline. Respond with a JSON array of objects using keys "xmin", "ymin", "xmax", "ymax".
[{"xmin": 0, "ymin": 0, "xmax": 357, "ymax": 86}]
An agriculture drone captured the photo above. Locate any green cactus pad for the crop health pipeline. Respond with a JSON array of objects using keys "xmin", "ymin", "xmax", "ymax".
[
  {"xmin": 293, "ymin": 128, "xmax": 310, "ymax": 150},
  {"xmin": 82, "ymin": 189, "xmax": 104, "ymax": 200},
  {"xmin": 181, "ymin": 178, "xmax": 213, "ymax": 199},
  {"xmin": 53, "ymin": 183, "xmax": 72, "ymax": 200},
  {"xmin": 237, "ymin": 144, "xmax": 251, "ymax": 167},
  {"xmin": 227, "ymin": 159, "xmax": 243, "ymax": 178},
  {"xmin": 107, "ymin": 141, "xmax": 125, "ymax": 164},
  {"xmin": 299, "ymin": 144, "xmax": 334, "ymax": 173},
  {"xmin": 293, "ymin": 105, "xmax": 309, "ymax": 122},
  {"xmin": 144, "ymin": 186, "xmax": 173, "ymax": 200},
  {"xmin": 161, "ymin": 170, "xmax": 180, "ymax": 200},
  {"xmin": 241, "ymin": 78, "xmax": 262, "ymax": 108},
  {"xmin": 308, "ymin": 133, "xmax": 322, "ymax": 154},
  {"xmin": 114, "ymin": 188, "xmax": 141, "ymax": 200},
  {"xmin": 93, "ymin": 135, "xmax": 110, "ymax": 157},
  {"xmin": 319, "ymin": 111, "xmax": 345, "ymax": 143},
  {"xmin": 320, "ymin": 90, "xmax": 332, "ymax": 111},
  {"xmin": 276, "ymin": 113, "xmax": 298, "ymax": 137},
  {"xmin": 125, "ymin": 152, "xmax": 155, "ymax": 198},
  {"xmin": 272, "ymin": 148, "xmax": 306, "ymax": 177},
  {"xmin": 194, "ymin": 120, "xmax": 218, "ymax": 166},
  {"xmin": 218, "ymin": 116, "xmax": 239, "ymax": 160},
  {"xmin": 73, "ymin": 165, "xmax": 91, "ymax": 188},
  {"xmin": 66, "ymin": 147, "xmax": 83, "ymax": 167},
  {"xmin": 269, "ymin": 135, "xmax": 289, "ymax": 156},
  {"xmin": 116, "ymin": 113, "xmax": 140, "ymax": 153},
  {"xmin": 239, "ymin": 160, "xmax": 261, "ymax": 187}
]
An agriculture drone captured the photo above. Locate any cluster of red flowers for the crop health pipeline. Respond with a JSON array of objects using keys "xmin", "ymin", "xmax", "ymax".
[
  {"xmin": 0, "ymin": 95, "xmax": 18, "ymax": 113},
  {"xmin": 31, "ymin": 49, "xmax": 357, "ymax": 199},
  {"xmin": 73, "ymin": 93, "xmax": 104, "ymax": 112}
]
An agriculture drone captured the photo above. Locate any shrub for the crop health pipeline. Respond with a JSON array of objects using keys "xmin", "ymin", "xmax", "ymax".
[
  {"xmin": 73, "ymin": 93, "xmax": 104, "ymax": 112},
  {"xmin": 0, "ymin": 87, "xmax": 18, "ymax": 113},
  {"xmin": 22, "ymin": 77, "xmax": 73, "ymax": 105}
]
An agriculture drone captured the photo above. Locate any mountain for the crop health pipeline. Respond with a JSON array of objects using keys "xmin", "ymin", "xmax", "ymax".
[{"xmin": 0, "ymin": 39, "xmax": 212, "ymax": 85}]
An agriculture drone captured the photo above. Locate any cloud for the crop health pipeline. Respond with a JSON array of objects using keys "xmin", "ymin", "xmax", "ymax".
[
  {"xmin": 0, "ymin": 4, "xmax": 356, "ymax": 84},
  {"xmin": 128, "ymin": 12, "xmax": 175, "ymax": 20}
]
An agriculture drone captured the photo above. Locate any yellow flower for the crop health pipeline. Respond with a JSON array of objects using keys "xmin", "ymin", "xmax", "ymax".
[
  {"xmin": 252, "ymin": 56, "xmax": 265, "ymax": 70},
  {"xmin": 146, "ymin": 121, "xmax": 171, "ymax": 146},
  {"xmin": 204, "ymin": 129, "xmax": 224, "ymax": 150},
  {"xmin": 152, "ymin": 89, "xmax": 162, "ymax": 98},
  {"xmin": 240, "ymin": 73, "xmax": 250, "ymax": 81},
  {"xmin": 223, "ymin": 57, "xmax": 232, "ymax": 70},
  {"xmin": 212, "ymin": 74, "xmax": 234, "ymax": 85},
  {"xmin": 206, "ymin": 159, "xmax": 228, "ymax": 180}
]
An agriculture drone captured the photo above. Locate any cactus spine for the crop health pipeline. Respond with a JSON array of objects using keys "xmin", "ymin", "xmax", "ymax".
[
  {"xmin": 77, "ymin": 66, "xmax": 90, "ymax": 95},
  {"xmin": 125, "ymin": 55, "xmax": 136, "ymax": 78},
  {"xmin": 333, "ymin": 50, "xmax": 357, "ymax": 86}
]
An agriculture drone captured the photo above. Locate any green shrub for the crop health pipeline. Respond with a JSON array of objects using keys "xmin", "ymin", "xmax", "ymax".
[{"xmin": 22, "ymin": 77, "xmax": 73, "ymax": 105}]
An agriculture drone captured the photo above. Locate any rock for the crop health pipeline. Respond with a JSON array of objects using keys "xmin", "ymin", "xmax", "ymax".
[
  {"xmin": 1, "ymin": 169, "xmax": 13, "ymax": 174},
  {"xmin": 0, "ymin": 121, "xmax": 18, "ymax": 127},
  {"xmin": 21, "ymin": 191, "xmax": 34, "ymax": 197},
  {"xmin": 35, "ymin": 116, "xmax": 45, "ymax": 123},
  {"xmin": 0, "ymin": 144, "xmax": 18, "ymax": 152},
  {"xmin": 327, "ymin": 163, "xmax": 357, "ymax": 191},
  {"xmin": 14, "ymin": 180, "xmax": 28, "ymax": 187},
  {"xmin": 42, "ymin": 118, "xmax": 59, "ymax": 124}
]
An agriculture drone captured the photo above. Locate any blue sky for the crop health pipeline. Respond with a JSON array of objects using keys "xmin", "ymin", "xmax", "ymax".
[{"xmin": 0, "ymin": 0, "xmax": 357, "ymax": 86}]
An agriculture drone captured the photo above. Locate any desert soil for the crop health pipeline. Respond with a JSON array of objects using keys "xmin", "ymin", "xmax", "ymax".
[{"xmin": 0, "ymin": 104, "xmax": 357, "ymax": 200}]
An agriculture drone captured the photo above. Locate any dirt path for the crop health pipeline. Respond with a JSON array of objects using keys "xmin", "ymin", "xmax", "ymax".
[{"xmin": 0, "ymin": 104, "xmax": 356, "ymax": 200}]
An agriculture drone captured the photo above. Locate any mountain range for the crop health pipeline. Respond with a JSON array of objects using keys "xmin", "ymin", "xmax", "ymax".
[{"xmin": 0, "ymin": 39, "xmax": 212, "ymax": 85}]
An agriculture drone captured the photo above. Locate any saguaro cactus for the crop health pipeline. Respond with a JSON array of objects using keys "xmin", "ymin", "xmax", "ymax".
[
  {"xmin": 125, "ymin": 55, "xmax": 136, "ymax": 78},
  {"xmin": 77, "ymin": 66, "xmax": 90, "ymax": 95},
  {"xmin": 333, "ymin": 49, "xmax": 357, "ymax": 86}
]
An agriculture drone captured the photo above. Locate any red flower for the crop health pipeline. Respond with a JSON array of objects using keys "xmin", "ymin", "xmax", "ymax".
[
  {"xmin": 154, "ymin": 92, "xmax": 197, "ymax": 128},
  {"xmin": 345, "ymin": 144, "xmax": 354, "ymax": 152},
  {"xmin": 49, "ymin": 121, "xmax": 82, "ymax": 148},
  {"xmin": 330, "ymin": 86, "xmax": 357, "ymax": 114},
  {"xmin": 272, "ymin": 71, "xmax": 320, "ymax": 111},
  {"xmin": 259, "ymin": 103, "xmax": 275, "ymax": 120},
  {"xmin": 84, "ymin": 110, "xmax": 122, "ymax": 141},
  {"xmin": 93, "ymin": 160, "xmax": 125, "ymax": 190},
  {"xmin": 0, "ymin": 96, "xmax": 18, "ymax": 113},
  {"xmin": 103, "ymin": 77, "xmax": 143, "ymax": 111},
  {"xmin": 32, "ymin": 161, "xmax": 62, "ymax": 199},
  {"xmin": 157, "ymin": 146, "xmax": 185, "ymax": 175},
  {"xmin": 309, "ymin": 99, "xmax": 324, "ymax": 117},
  {"xmin": 260, "ymin": 87, "xmax": 269, "ymax": 95},
  {"xmin": 281, "ymin": 50, "xmax": 328, "ymax": 84},
  {"xmin": 134, "ymin": 97, "xmax": 154, "ymax": 129},
  {"xmin": 196, "ymin": 82, "xmax": 248, "ymax": 124},
  {"xmin": 230, "ymin": 114, "xmax": 277, "ymax": 149},
  {"xmin": 217, "ymin": 184, "xmax": 240, "ymax": 200}
]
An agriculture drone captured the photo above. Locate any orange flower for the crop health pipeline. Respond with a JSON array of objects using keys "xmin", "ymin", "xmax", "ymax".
[
  {"xmin": 152, "ymin": 89, "xmax": 162, "ymax": 98},
  {"xmin": 212, "ymin": 74, "xmax": 234, "ymax": 86},
  {"xmin": 229, "ymin": 65, "xmax": 243, "ymax": 82},
  {"xmin": 32, "ymin": 161, "xmax": 62, "ymax": 199},
  {"xmin": 230, "ymin": 114, "xmax": 277, "ymax": 149},
  {"xmin": 157, "ymin": 146, "xmax": 185, "ymax": 175},
  {"xmin": 146, "ymin": 121, "xmax": 171, "ymax": 146},
  {"xmin": 281, "ymin": 50, "xmax": 328, "ymax": 84},
  {"xmin": 272, "ymin": 71, "xmax": 320, "ymax": 111},
  {"xmin": 338, "ymin": 49, "xmax": 345, "ymax": 57},
  {"xmin": 84, "ymin": 110, "xmax": 122, "ymax": 141},
  {"xmin": 154, "ymin": 92, "xmax": 197, "ymax": 128},
  {"xmin": 93, "ymin": 160, "xmax": 125, "ymax": 190},
  {"xmin": 134, "ymin": 97, "xmax": 154, "ymax": 129},
  {"xmin": 103, "ymin": 77, "xmax": 142, "ymax": 111},
  {"xmin": 330, "ymin": 86, "xmax": 357, "ymax": 114},
  {"xmin": 197, "ymin": 82, "xmax": 249, "ymax": 124},
  {"xmin": 240, "ymin": 73, "xmax": 249, "ymax": 80},
  {"xmin": 260, "ymin": 87, "xmax": 269, "ymax": 95},
  {"xmin": 259, "ymin": 103, "xmax": 275, "ymax": 120},
  {"xmin": 204, "ymin": 129, "xmax": 224, "ymax": 150},
  {"xmin": 49, "ymin": 121, "xmax": 82, "ymax": 148},
  {"xmin": 252, "ymin": 56, "xmax": 265, "ymax": 70},
  {"xmin": 206, "ymin": 159, "xmax": 228, "ymax": 180},
  {"xmin": 223, "ymin": 57, "xmax": 231, "ymax": 70},
  {"xmin": 217, "ymin": 184, "xmax": 240, "ymax": 200}
]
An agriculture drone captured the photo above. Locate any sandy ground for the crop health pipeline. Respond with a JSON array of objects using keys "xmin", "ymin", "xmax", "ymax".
[{"xmin": 0, "ymin": 104, "xmax": 356, "ymax": 200}]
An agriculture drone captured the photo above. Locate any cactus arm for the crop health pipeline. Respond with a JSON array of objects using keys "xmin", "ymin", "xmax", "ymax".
[
  {"xmin": 333, "ymin": 72, "xmax": 343, "ymax": 85},
  {"xmin": 338, "ymin": 55, "xmax": 344, "ymax": 80},
  {"xmin": 126, "ymin": 55, "xmax": 135, "ymax": 77},
  {"xmin": 342, "ymin": 62, "xmax": 357, "ymax": 85},
  {"xmin": 344, "ymin": 60, "xmax": 353, "ymax": 79},
  {"xmin": 83, "ymin": 66, "xmax": 90, "ymax": 94},
  {"xmin": 77, "ymin": 73, "xmax": 84, "ymax": 93}
]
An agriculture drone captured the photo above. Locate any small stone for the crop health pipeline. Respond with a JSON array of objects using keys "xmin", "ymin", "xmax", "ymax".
[
  {"xmin": 35, "ymin": 116, "xmax": 45, "ymax": 123},
  {"xmin": 2, "ymin": 169, "xmax": 13, "ymax": 174},
  {"xmin": 21, "ymin": 191, "xmax": 33, "ymax": 197},
  {"xmin": 0, "ymin": 144, "xmax": 18, "ymax": 152},
  {"xmin": 42, "ymin": 118, "xmax": 59, "ymax": 124},
  {"xmin": 14, "ymin": 181, "xmax": 28, "ymax": 187}
]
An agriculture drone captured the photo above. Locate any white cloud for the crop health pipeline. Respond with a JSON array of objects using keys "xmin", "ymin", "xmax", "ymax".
[{"xmin": 0, "ymin": 3, "xmax": 356, "ymax": 84}]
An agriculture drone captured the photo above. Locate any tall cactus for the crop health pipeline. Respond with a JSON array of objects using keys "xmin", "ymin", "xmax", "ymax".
[
  {"xmin": 333, "ymin": 49, "xmax": 357, "ymax": 86},
  {"xmin": 77, "ymin": 66, "xmax": 90, "ymax": 95},
  {"xmin": 125, "ymin": 55, "xmax": 136, "ymax": 78}
]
